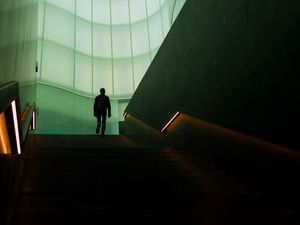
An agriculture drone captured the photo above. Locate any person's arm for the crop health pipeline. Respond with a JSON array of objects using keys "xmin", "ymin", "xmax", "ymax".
[{"xmin": 107, "ymin": 96, "xmax": 111, "ymax": 118}]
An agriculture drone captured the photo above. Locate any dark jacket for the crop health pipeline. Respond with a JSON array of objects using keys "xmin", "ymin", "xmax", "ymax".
[{"xmin": 93, "ymin": 94, "xmax": 111, "ymax": 117}]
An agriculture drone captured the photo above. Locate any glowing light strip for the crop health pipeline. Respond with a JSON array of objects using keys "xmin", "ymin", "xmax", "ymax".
[
  {"xmin": 32, "ymin": 110, "xmax": 36, "ymax": 130},
  {"xmin": 123, "ymin": 112, "xmax": 128, "ymax": 118},
  {"xmin": 11, "ymin": 100, "xmax": 21, "ymax": 154},
  {"xmin": 161, "ymin": 112, "xmax": 181, "ymax": 133}
]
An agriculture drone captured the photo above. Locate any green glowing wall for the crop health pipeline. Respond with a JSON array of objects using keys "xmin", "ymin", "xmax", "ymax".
[
  {"xmin": 37, "ymin": 0, "xmax": 170, "ymax": 98},
  {"xmin": 1, "ymin": 0, "xmax": 186, "ymax": 134},
  {"xmin": 34, "ymin": 0, "xmax": 176, "ymax": 134},
  {"xmin": 35, "ymin": 83, "xmax": 119, "ymax": 134},
  {"xmin": 0, "ymin": 0, "xmax": 38, "ymax": 112}
]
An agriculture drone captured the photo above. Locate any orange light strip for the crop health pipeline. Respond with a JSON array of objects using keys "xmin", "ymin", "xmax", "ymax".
[
  {"xmin": 161, "ymin": 112, "xmax": 181, "ymax": 133},
  {"xmin": 11, "ymin": 100, "xmax": 21, "ymax": 154}
]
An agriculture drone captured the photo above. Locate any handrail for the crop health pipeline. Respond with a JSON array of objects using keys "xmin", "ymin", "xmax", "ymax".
[
  {"xmin": 0, "ymin": 81, "xmax": 35, "ymax": 154},
  {"xmin": 125, "ymin": 107, "xmax": 299, "ymax": 151},
  {"xmin": 21, "ymin": 103, "xmax": 36, "ymax": 141}
]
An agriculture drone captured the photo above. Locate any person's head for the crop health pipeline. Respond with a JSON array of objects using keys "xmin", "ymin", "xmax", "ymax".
[{"xmin": 100, "ymin": 88, "xmax": 105, "ymax": 94}]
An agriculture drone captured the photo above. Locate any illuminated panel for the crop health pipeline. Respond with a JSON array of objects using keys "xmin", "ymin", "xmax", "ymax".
[
  {"xmin": 38, "ymin": 0, "xmax": 171, "ymax": 98},
  {"xmin": 161, "ymin": 112, "xmax": 181, "ymax": 133},
  {"xmin": 11, "ymin": 101, "xmax": 21, "ymax": 154},
  {"xmin": 0, "ymin": 112, "xmax": 12, "ymax": 154},
  {"xmin": 29, "ymin": 110, "xmax": 36, "ymax": 130},
  {"xmin": 31, "ymin": 110, "xmax": 36, "ymax": 130}
]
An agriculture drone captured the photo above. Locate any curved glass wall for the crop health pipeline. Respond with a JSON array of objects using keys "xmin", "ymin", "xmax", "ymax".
[
  {"xmin": 35, "ymin": 0, "xmax": 186, "ymax": 134},
  {"xmin": 37, "ymin": 0, "xmax": 170, "ymax": 99}
]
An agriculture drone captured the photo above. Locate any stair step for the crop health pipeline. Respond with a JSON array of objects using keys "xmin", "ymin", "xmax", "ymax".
[{"xmin": 12, "ymin": 134, "xmax": 299, "ymax": 225}]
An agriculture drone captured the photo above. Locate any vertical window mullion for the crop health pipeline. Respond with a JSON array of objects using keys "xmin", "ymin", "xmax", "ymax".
[
  {"xmin": 145, "ymin": 0, "xmax": 152, "ymax": 61},
  {"xmin": 159, "ymin": 0, "xmax": 165, "ymax": 38},
  {"xmin": 109, "ymin": 0, "xmax": 114, "ymax": 96},
  {"xmin": 39, "ymin": 0, "xmax": 47, "ymax": 81},
  {"xmin": 128, "ymin": 0, "xmax": 135, "ymax": 91},
  {"xmin": 91, "ymin": 0, "xmax": 94, "ymax": 95},
  {"xmin": 73, "ymin": 0, "xmax": 77, "ymax": 90}
]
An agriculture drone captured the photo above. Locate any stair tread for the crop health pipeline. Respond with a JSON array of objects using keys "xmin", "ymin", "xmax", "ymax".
[{"xmin": 12, "ymin": 134, "xmax": 298, "ymax": 225}]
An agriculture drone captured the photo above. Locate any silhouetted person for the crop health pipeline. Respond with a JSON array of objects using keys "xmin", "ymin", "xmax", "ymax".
[{"xmin": 94, "ymin": 88, "xmax": 111, "ymax": 136}]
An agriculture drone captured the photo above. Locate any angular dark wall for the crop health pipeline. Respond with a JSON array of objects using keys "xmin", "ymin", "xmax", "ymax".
[{"xmin": 126, "ymin": 0, "xmax": 300, "ymax": 149}]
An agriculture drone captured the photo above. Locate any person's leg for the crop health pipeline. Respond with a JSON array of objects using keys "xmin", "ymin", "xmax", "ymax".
[
  {"xmin": 96, "ymin": 116, "xmax": 101, "ymax": 134},
  {"xmin": 101, "ymin": 113, "xmax": 107, "ymax": 136}
]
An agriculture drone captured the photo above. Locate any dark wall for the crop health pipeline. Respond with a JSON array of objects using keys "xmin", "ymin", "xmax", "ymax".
[{"xmin": 126, "ymin": 0, "xmax": 300, "ymax": 149}]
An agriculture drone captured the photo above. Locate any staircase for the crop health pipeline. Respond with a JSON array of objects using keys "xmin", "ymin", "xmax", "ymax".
[{"xmin": 12, "ymin": 135, "xmax": 298, "ymax": 225}]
